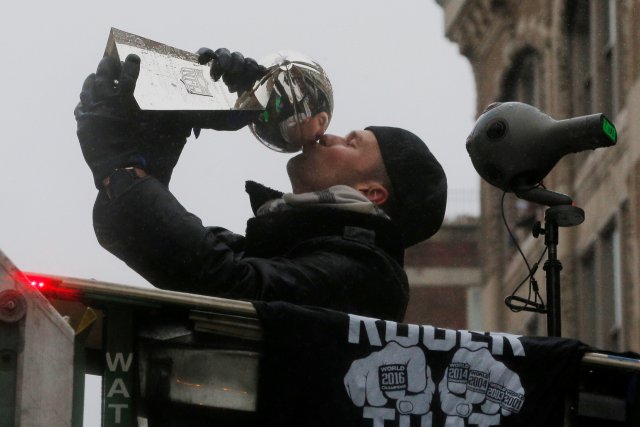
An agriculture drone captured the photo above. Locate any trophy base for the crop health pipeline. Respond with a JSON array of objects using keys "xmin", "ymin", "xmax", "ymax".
[{"xmin": 105, "ymin": 28, "xmax": 264, "ymax": 115}]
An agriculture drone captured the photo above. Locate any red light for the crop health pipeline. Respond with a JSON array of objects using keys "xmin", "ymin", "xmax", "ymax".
[
  {"xmin": 23, "ymin": 274, "xmax": 78, "ymax": 301},
  {"xmin": 24, "ymin": 275, "xmax": 62, "ymax": 293}
]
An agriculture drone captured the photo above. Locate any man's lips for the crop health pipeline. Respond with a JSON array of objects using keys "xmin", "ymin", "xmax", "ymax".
[
  {"xmin": 301, "ymin": 134, "xmax": 327, "ymax": 153},
  {"xmin": 317, "ymin": 133, "xmax": 331, "ymax": 146}
]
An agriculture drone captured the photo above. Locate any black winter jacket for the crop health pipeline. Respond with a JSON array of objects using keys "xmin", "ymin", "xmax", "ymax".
[{"xmin": 93, "ymin": 178, "xmax": 409, "ymax": 321}]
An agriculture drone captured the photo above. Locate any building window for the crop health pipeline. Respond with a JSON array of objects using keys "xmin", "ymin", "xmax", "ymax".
[
  {"xmin": 578, "ymin": 247, "xmax": 597, "ymax": 345},
  {"xmin": 565, "ymin": 0, "xmax": 620, "ymax": 169},
  {"xmin": 602, "ymin": 226, "xmax": 623, "ymax": 351},
  {"xmin": 502, "ymin": 47, "xmax": 543, "ymax": 108},
  {"xmin": 566, "ymin": 0, "xmax": 591, "ymax": 117},
  {"xmin": 566, "ymin": 0, "xmax": 620, "ymax": 117},
  {"xmin": 577, "ymin": 221, "xmax": 624, "ymax": 351},
  {"xmin": 599, "ymin": 0, "xmax": 618, "ymax": 116},
  {"xmin": 589, "ymin": 0, "xmax": 619, "ymax": 118}
]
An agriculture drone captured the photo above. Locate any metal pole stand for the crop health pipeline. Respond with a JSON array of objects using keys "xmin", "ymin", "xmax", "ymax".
[
  {"xmin": 517, "ymin": 188, "xmax": 585, "ymax": 337},
  {"xmin": 534, "ymin": 205, "xmax": 585, "ymax": 336}
]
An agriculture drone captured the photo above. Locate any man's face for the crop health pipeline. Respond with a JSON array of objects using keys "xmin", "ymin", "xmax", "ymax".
[{"xmin": 287, "ymin": 129, "xmax": 383, "ymax": 193}]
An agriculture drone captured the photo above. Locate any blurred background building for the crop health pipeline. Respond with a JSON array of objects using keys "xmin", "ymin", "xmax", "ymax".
[
  {"xmin": 437, "ymin": 0, "xmax": 640, "ymax": 353},
  {"xmin": 404, "ymin": 214, "xmax": 481, "ymax": 330}
]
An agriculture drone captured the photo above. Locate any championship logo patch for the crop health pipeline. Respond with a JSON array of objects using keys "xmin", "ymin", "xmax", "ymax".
[
  {"xmin": 447, "ymin": 362, "xmax": 469, "ymax": 384},
  {"xmin": 467, "ymin": 369, "xmax": 489, "ymax": 393},
  {"xmin": 486, "ymin": 382, "xmax": 506, "ymax": 404},
  {"xmin": 379, "ymin": 364, "xmax": 407, "ymax": 392},
  {"xmin": 502, "ymin": 389, "xmax": 525, "ymax": 413}
]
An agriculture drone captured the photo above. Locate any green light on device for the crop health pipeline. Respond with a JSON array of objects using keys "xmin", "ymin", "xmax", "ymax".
[{"xmin": 602, "ymin": 116, "xmax": 617, "ymax": 143}]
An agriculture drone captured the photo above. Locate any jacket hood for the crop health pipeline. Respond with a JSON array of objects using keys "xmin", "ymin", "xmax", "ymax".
[{"xmin": 245, "ymin": 180, "xmax": 284, "ymax": 215}]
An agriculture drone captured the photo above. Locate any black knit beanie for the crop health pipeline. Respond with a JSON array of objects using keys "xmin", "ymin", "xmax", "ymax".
[{"xmin": 366, "ymin": 126, "xmax": 447, "ymax": 248}]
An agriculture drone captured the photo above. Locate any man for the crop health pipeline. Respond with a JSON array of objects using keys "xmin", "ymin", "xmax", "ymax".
[{"xmin": 76, "ymin": 51, "xmax": 447, "ymax": 322}]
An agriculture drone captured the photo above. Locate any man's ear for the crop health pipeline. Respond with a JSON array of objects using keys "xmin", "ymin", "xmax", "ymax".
[{"xmin": 357, "ymin": 183, "xmax": 389, "ymax": 205}]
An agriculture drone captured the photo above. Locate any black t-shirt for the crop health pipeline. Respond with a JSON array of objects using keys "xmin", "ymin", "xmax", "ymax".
[{"xmin": 254, "ymin": 301, "xmax": 589, "ymax": 427}]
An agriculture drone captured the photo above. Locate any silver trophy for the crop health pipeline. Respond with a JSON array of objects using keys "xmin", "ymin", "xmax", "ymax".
[
  {"xmin": 105, "ymin": 28, "xmax": 333, "ymax": 152},
  {"xmin": 237, "ymin": 52, "xmax": 334, "ymax": 152}
]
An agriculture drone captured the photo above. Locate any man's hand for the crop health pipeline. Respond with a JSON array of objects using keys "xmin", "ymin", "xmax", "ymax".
[
  {"xmin": 197, "ymin": 48, "xmax": 267, "ymax": 95},
  {"xmin": 75, "ymin": 54, "xmax": 190, "ymax": 188},
  {"xmin": 75, "ymin": 54, "xmax": 144, "ymax": 188}
]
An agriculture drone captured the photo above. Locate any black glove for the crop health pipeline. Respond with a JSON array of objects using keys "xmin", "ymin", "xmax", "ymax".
[
  {"xmin": 197, "ymin": 48, "xmax": 267, "ymax": 95},
  {"xmin": 75, "ymin": 54, "xmax": 190, "ymax": 188},
  {"xmin": 191, "ymin": 48, "xmax": 268, "ymax": 133}
]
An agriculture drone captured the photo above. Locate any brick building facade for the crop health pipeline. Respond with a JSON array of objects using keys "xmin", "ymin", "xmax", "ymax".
[
  {"xmin": 403, "ymin": 217, "xmax": 481, "ymax": 330},
  {"xmin": 437, "ymin": 0, "xmax": 640, "ymax": 352}
]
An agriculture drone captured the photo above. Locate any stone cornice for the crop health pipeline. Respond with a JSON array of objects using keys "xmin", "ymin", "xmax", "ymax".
[{"xmin": 444, "ymin": 0, "xmax": 515, "ymax": 62}]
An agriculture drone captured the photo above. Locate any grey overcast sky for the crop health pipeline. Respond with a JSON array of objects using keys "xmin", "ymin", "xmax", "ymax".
[
  {"xmin": 1, "ymin": 1, "xmax": 475, "ymax": 422},
  {"xmin": 1, "ymin": 0, "xmax": 476, "ymax": 286}
]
